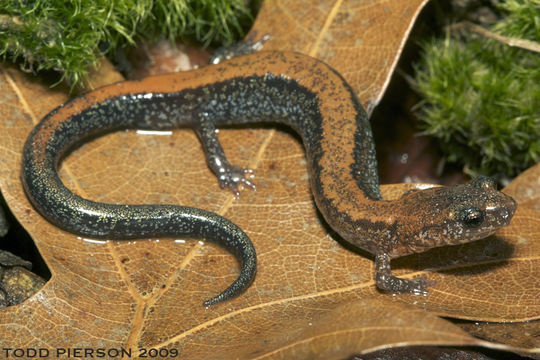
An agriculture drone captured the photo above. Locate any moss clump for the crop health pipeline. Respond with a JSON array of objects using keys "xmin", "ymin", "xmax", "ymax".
[
  {"xmin": 414, "ymin": 0, "xmax": 539, "ymax": 180},
  {"xmin": 494, "ymin": 0, "xmax": 540, "ymax": 40},
  {"xmin": 139, "ymin": 0, "xmax": 254, "ymax": 47},
  {"xmin": 0, "ymin": 0, "xmax": 254, "ymax": 86}
]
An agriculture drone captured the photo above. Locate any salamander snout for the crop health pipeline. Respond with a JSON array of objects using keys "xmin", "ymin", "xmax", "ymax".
[
  {"xmin": 446, "ymin": 176, "xmax": 517, "ymax": 240},
  {"xmin": 468, "ymin": 176, "xmax": 516, "ymax": 227},
  {"xmin": 493, "ymin": 192, "xmax": 516, "ymax": 226},
  {"xmin": 400, "ymin": 176, "xmax": 517, "ymax": 253}
]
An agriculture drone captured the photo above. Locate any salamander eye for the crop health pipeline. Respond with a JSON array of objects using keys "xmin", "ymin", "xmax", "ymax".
[{"xmin": 461, "ymin": 207, "xmax": 485, "ymax": 227}]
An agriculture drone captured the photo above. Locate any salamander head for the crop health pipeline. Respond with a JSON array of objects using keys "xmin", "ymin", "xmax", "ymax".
[{"xmin": 397, "ymin": 176, "xmax": 516, "ymax": 254}]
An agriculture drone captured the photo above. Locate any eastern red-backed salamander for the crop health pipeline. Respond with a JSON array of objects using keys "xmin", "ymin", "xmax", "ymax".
[{"xmin": 21, "ymin": 51, "xmax": 517, "ymax": 306}]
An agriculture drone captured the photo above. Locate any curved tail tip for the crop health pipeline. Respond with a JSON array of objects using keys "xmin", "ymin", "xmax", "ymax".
[
  {"xmin": 201, "ymin": 271, "xmax": 257, "ymax": 307},
  {"xmin": 201, "ymin": 249, "xmax": 257, "ymax": 307}
]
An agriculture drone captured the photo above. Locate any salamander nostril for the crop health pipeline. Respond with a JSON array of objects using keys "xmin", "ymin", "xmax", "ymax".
[{"xmin": 502, "ymin": 195, "xmax": 517, "ymax": 221}]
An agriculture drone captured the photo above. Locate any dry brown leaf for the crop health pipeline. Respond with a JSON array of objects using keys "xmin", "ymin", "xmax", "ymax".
[
  {"xmin": 247, "ymin": 0, "xmax": 429, "ymax": 112},
  {"xmin": 79, "ymin": 57, "xmax": 125, "ymax": 92},
  {"xmin": 504, "ymin": 164, "xmax": 540, "ymax": 211},
  {"xmin": 0, "ymin": 0, "xmax": 538, "ymax": 357},
  {"xmin": 1, "ymin": 62, "xmax": 537, "ymax": 357},
  {"xmin": 457, "ymin": 320, "xmax": 540, "ymax": 350}
]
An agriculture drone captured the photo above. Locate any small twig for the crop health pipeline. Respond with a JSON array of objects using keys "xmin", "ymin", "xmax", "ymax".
[{"xmin": 448, "ymin": 21, "xmax": 540, "ymax": 54}]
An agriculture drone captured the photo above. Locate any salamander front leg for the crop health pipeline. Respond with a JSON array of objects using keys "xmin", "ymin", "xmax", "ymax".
[
  {"xmin": 374, "ymin": 243, "xmax": 430, "ymax": 295},
  {"xmin": 194, "ymin": 115, "xmax": 255, "ymax": 196}
]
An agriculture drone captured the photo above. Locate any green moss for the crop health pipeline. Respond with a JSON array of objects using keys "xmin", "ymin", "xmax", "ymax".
[
  {"xmin": 414, "ymin": 1, "xmax": 539, "ymax": 180},
  {"xmin": 0, "ymin": 0, "xmax": 254, "ymax": 86},
  {"xmin": 494, "ymin": 0, "xmax": 540, "ymax": 41},
  {"xmin": 142, "ymin": 0, "xmax": 254, "ymax": 46}
]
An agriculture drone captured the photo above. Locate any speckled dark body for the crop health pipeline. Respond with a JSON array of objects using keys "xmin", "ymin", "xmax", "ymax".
[{"xmin": 22, "ymin": 52, "xmax": 517, "ymax": 305}]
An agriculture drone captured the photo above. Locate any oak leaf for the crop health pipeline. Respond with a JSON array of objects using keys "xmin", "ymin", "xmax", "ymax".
[{"xmin": 0, "ymin": 0, "xmax": 538, "ymax": 358}]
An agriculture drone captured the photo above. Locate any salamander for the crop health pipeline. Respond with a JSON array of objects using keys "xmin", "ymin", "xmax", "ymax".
[{"xmin": 21, "ymin": 51, "xmax": 517, "ymax": 306}]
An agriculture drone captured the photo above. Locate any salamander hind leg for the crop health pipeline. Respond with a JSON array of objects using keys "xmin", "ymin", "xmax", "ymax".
[
  {"xmin": 194, "ymin": 114, "xmax": 255, "ymax": 196},
  {"xmin": 374, "ymin": 246, "xmax": 433, "ymax": 295}
]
